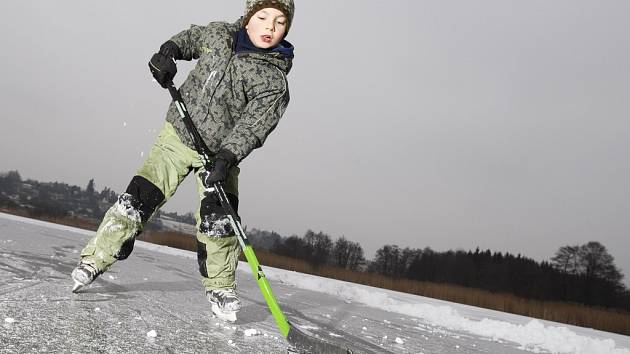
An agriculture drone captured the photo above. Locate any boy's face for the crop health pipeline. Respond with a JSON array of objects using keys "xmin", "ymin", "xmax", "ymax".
[{"xmin": 245, "ymin": 8, "xmax": 287, "ymax": 49}]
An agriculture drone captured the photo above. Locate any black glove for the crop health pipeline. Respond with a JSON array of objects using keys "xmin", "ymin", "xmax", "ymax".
[
  {"xmin": 148, "ymin": 41, "xmax": 181, "ymax": 88},
  {"xmin": 199, "ymin": 150, "xmax": 238, "ymax": 188},
  {"xmin": 158, "ymin": 40, "xmax": 182, "ymax": 60}
]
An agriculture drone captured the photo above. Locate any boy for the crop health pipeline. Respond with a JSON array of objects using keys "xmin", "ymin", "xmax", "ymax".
[{"xmin": 71, "ymin": 0, "xmax": 295, "ymax": 322}]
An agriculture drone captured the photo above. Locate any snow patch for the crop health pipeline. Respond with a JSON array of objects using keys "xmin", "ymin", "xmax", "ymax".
[
  {"xmin": 395, "ymin": 337, "xmax": 404, "ymax": 344},
  {"xmin": 244, "ymin": 329, "xmax": 261, "ymax": 337},
  {"xmin": 5, "ymin": 318, "xmax": 15, "ymax": 324},
  {"xmin": 298, "ymin": 325, "xmax": 319, "ymax": 331},
  {"xmin": 147, "ymin": 330, "xmax": 157, "ymax": 338}
]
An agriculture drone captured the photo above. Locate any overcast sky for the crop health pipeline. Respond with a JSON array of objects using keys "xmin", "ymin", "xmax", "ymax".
[{"xmin": 1, "ymin": 1, "xmax": 629, "ymax": 284}]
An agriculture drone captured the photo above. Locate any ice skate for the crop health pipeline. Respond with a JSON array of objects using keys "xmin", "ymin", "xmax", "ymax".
[
  {"xmin": 206, "ymin": 288, "xmax": 241, "ymax": 322},
  {"xmin": 71, "ymin": 262, "xmax": 99, "ymax": 293}
]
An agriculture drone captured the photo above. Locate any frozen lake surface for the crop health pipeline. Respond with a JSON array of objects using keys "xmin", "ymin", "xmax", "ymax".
[{"xmin": 1, "ymin": 213, "xmax": 628, "ymax": 353}]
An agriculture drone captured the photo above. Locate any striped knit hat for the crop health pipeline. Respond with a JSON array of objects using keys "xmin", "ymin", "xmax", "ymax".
[{"xmin": 244, "ymin": 0, "xmax": 295, "ymax": 35}]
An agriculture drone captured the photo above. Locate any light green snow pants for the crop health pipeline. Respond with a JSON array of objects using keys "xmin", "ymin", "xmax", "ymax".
[{"xmin": 79, "ymin": 121, "xmax": 241, "ymax": 290}]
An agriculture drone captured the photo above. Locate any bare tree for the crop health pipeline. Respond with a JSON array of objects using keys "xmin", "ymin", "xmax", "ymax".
[
  {"xmin": 370, "ymin": 245, "xmax": 401, "ymax": 276},
  {"xmin": 303, "ymin": 230, "xmax": 332, "ymax": 266},
  {"xmin": 346, "ymin": 241, "xmax": 365, "ymax": 271},
  {"xmin": 333, "ymin": 236, "xmax": 365, "ymax": 270},
  {"xmin": 578, "ymin": 241, "xmax": 623, "ymax": 283},
  {"xmin": 551, "ymin": 245, "xmax": 581, "ymax": 274},
  {"xmin": 333, "ymin": 236, "xmax": 351, "ymax": 269}
]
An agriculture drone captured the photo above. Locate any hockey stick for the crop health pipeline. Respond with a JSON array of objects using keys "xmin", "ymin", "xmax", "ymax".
[{"xmin": 166, "ymin": 82, "xmax": 352, "ymax": 354}]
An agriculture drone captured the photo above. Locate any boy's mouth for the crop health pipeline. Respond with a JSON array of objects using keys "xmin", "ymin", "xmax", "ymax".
[{"xmin": 261, "ymin": 35, "xmax": 272, "ymax": 43}]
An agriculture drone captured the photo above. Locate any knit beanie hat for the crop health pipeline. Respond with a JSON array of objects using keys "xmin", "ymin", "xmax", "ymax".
[{"xmin": 244, "ymin": 0, "xmax": 295, "ymax": 35}]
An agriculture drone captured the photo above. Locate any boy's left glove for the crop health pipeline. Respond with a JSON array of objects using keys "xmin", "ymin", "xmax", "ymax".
[{"xmin": 199, "ymin": 149, "xmax": 238, "ymax": 188}]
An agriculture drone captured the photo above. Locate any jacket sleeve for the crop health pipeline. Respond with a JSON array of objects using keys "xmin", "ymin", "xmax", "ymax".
[
  {"xmin": 220, "ymin": 78, "xmax": 290, "ymax": 163},
  {"xmin": 168, "ymin": 24, "xmax": 205, "ymax": 61}
]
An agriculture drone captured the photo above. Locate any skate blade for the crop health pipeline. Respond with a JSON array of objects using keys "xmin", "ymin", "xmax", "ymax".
[
  {"xmin": 72, "ymin": 280, "xmax": 84, "ymax": 293},
  {"xmin": 211, "ymin": 303, "xmax": 237, "ymax": 322}
]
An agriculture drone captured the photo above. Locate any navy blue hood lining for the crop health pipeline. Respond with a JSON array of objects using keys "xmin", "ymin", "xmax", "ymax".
[{"xmin": 235, "ymin": 28, "xmax": 294, "ymax": 59}]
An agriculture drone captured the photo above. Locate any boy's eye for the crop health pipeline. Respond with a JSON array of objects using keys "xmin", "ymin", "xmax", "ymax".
[
  {"xmin": 276, "ymin": 21, "xmax": 286, "ymax": 25},
  {"xmin": 258, "ymin": 16, "xmax": 266, "ymax": 20}
]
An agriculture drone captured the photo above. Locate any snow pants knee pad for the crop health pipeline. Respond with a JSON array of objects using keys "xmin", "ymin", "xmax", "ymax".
[
  {"xmin": 80, "ymin": 176, "xmax": 165, "ymax": 271},
  {"xmin": 196, "ymin": 192, "xmax": 242, "ymax": 290}
]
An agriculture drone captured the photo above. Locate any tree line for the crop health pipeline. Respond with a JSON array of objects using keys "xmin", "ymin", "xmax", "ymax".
[
  {"xmin": 248, "ymin": 227, "xmax": 629, "ymax": 312},
  {"xmin": 368, "ymin": 242, "xmax": 629, "ymax": 311},
  {"xmin": 0, "ymin": 171, "xmax": 192, "ymax": 227},
  {"xmin": 0, "ymin": 170, "xmax": 117, "ymax": 220},
  {"xmin": 247, "ymin": 228, "xmax": 366, "ymax": 271}
]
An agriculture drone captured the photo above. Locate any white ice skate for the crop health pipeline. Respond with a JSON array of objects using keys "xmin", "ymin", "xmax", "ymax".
[
  {"xmin": 71, "ymin": 262, "xmax": 99, "ymax": 293},
  {"xmin": 206, "ymin": 288, "xmax": 241, "ymax": 322}
]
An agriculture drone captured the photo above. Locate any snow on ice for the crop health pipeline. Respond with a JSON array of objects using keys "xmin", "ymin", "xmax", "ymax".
[
  {"xmin": 146, "ymin": 330, "xmax": 157, "ymax": 338},
  {"xmin": 243, "ymin": 329, "xmax": 261, "ymax": 337}
]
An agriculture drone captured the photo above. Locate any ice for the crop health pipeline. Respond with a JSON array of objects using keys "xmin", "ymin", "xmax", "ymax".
[
  {"xmin": 395, "ymin": 337, "xmax": 404, "ymax": 344},
  {"xmin": 147, "ymin": 330, "xmax": 157, "ymax": 338},
  {"xmin": 5, "ymin": 318, "xmax": 15, "ymax": 324}
]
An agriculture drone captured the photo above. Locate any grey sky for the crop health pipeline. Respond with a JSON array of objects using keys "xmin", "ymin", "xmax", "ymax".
[{"xmin": 1, "ymin": 1, "xmax": 629, "ymax": 284}]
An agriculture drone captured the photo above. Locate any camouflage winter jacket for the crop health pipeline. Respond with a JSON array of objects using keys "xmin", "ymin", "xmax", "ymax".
[{"xmin": 165, "ymin": 19, "xmax": 293, "ymax": 163}]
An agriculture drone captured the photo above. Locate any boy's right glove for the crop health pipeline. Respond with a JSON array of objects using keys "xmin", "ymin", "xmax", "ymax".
[
  {"xmin": 148, "ymin": 41, "xmax": 181, "ymax": 88},
  {"xmin": 199, "ymin": 149, "xmax": 238, "ymax": 189}
]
